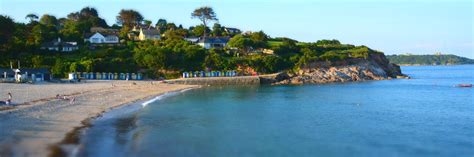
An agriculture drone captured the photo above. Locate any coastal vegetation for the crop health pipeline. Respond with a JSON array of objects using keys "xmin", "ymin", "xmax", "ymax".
[
  {"xmin": 1, "ymin": 7, "xmax": 386, "ymax": 79},
  {"xmin": 387, "ymin": 54, "xmax": 474, "ymax": 65}
]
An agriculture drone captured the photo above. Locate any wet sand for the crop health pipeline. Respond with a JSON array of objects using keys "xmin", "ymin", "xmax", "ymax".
[{"xmin": 0, "ymin": 81, "xmax": 197, "ymax": 157}]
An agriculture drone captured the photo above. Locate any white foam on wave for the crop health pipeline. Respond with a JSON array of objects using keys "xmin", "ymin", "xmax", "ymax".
[{"xmin": 141, "ymin": 88, "xmax": 193, "ymax": 108}]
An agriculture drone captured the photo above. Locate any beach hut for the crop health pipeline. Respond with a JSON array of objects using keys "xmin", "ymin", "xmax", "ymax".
[
  {"xmin": 114, "ymin": 73, "xmax": 119, "ymax": 80},
  {"xmin": 126, "ymin": 73, "xmax": 131, "ymax": 80},
  {"xmin": 119, "ymin": 73, "xmax": 125, "ymax": 80},
  {"xmin": 137, "ymin": 73, "xmax": 143, "ymax": 80},
  {"xmin": 231, "ymin": 70, "xmax": 237, "ymax": 77},
  {"xmin": 132, "ymin": 73, "xmax": 137, "ymax": 80},
  {"xmin": 102, "ymin": 72, "xmax": 109, "ymax": 80},
  {"xmin": 96, "ymin": 72, "xmax": 101, "ymax": 80},
  {"xmin": 182, "ymin": 72, "xmax": 189, "ymax": 78},
  {"xmin": 68, "ymin": 73, "xmax": 77, "ymax": 80}
]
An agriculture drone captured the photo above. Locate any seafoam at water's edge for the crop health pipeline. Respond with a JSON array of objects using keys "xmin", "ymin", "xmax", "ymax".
[{"xmin": 54, "ymin": 86, "xmax": 200, "ymax": 157}]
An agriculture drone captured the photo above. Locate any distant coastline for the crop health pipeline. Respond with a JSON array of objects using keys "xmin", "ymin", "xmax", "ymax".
[{"xmin": 387, "ymin": 54, "xmax": 474, "ymax": 66}]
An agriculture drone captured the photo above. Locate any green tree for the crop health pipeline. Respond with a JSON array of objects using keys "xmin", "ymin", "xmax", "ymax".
[
  {"xmin": 39, "ymin": 14, "xmax": 58, "ymax": 27},
  {"xmin": 116, "ymin": 9, "xmax": 143, "ymax": 28},
  {"xmin": 191, "ymin": 6, "xmax": 218, "ymax": 39},
  {"xmin": 228, "ymin": 34, "xmax": 253, "ymax": 53},
  {"xmin": 211, "ymin": 23, "xmax": 223, "ymax": 36},
  {"xmin": 0, "ymin": 15, "xmax": 15, "ymax": 47},
  {"xmin": 203, "ymin": 49, "xmax": 224, "ymax": 70},
  {"xmin": 250, "ymin": 31, "xmax": 268, "ymax": 48},
  {"xmin": 52, "ymin": 58, "xmax": 66, "ymax": 78},
  {"xmin": 143, "ymin": 20, "xmax": 152, "ymax": 28},
  {"xmin": 31, "ymin": 55, "xmax": 44, "ymax": 68},
  {"xmin": 191, "ymin": 25, "xmax": 209, "ymax": 37},
  {"xmin": 155, "ymin": 19, "xmax": 167, "ymax": 33},
  {"xmin": 25, "ymin": 13, "xmax": 39, "ymax": 24}
]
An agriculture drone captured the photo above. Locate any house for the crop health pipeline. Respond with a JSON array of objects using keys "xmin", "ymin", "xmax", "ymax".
[
  {"xmin": 0, "ymin": 68, "xmax": 51, "ymax": 82},
  {"xmin": 262, "ymin": 49, "xmax": 274, "ymax": 55},
  {"xmin": 224, "ymin": 27, "xmax": 241, "ymax": 34},
  {"xmin": 184, "ymin": 37, "xmax": 200, "ymax": 44},
  {"xmin": 41, "ymin": 38, "xmax": 79, "ymax": 52},
  {"xmin": 85, "ymin": 32, "xmax": 119, "ymax": 44},
  {"xmin": 198, "ymin": 37, "xmax": 230, "ymax": 49},
  {"xmin": 138, "ymin": 28, "xmax": 161, "ymax": 41}
]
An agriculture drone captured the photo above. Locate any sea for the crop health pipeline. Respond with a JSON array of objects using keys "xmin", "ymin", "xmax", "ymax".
[{"xmin": 77, "ymin": 65, "xmax": 474, "ymax": 157}]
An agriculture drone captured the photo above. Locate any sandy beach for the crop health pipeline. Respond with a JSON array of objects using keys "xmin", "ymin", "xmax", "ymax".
[{"xmin": 0, "ymin": 81, "xmax": 197, "ymax": 157}]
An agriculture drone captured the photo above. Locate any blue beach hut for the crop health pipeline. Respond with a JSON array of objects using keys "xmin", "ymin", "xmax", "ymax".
[
  {"xmin": 137, "ymin": 73, "xmax": 143, "ymax": 80},
  {"xmin": 119, "ymin": 73, "xmax": 125, "ymax": 80},
  {"xmin": 182, "ymin": 72, "xmax": 189, "ymax": 78},
  {"xmin": 96, "ymin": 72, "xmax": 102, "ymax": 80},
  {"xmin": 108, "ymin": 73, "xmax": 113, "ymax": 80},
  {"xmin": 102, "ymin": 73, "xmax": 107, "ymax": 80}
]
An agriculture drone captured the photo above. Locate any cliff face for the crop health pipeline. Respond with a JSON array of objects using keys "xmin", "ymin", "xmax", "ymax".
[{"xmin": 271, "ymin": 53, "xmax": 406, "ymax": 85}]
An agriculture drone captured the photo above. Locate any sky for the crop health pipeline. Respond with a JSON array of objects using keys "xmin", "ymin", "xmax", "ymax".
[{"xmin": 1, "ymin": 0, "xmax": 473, "ymax": 58}]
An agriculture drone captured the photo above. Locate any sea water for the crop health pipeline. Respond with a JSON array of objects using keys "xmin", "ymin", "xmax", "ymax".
[{"xmin": 78, "ymin": 65, "xmax": 474, "ymax": 157}]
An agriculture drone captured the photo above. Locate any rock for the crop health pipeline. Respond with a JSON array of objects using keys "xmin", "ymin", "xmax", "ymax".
[
  {"xmin": 396, "ymin": 75, "xmax": 410, "ymax": 79},
  {"xmin": 273, "ymin": 53, "xmax": 406, "ymax": 85}
]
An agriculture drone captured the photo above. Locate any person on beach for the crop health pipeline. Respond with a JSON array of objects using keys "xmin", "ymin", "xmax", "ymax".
[
  {"xmin": 6, "ymin": 92, "xmax": 12, "ymax": 105},
  {"xmin": 69, "ymin": 96, "xmax": 75, "ymax": 104}
]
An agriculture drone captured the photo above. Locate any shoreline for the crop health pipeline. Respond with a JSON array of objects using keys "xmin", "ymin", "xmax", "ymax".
[
  {"xmin": 49, "ymin": 87, "xmax": 198, "ymax": 157},
  {"xmin": 0, "ymin": 81, "xmax": 198, "ymax": 157}
]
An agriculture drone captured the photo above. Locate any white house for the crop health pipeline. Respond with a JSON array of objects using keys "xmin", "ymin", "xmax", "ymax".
[
  {"xmin": 85, "ymin": 32, "xmax": 119, "ymax": 44},
  {"xmin": 138, "ymin": 29, "xmax": 161, "ymax": 41},
  {"xmin": 40, "ymin": 38, "xmax": 79, "ymax": 52},
  {"xmin": 198, "ymin": 37, "xmax": 230, "ymax": 49},
  {"xmin": 184, "ymin": 37, "xmax": 200, "ymax": 44}
]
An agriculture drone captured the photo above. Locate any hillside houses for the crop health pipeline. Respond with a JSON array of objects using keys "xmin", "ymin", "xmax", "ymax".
[
  {"xmin": 198, "ymin": 37, "xmax": 230, "ymax": 49},
  {"xmin": 41, "ymin": 38, "xmax": 79, "ymax": 52},
  {"xmin": 85, "ymin": 32, "xmax": 120, "ymax": 44},
  {"xmin": 138, "ymin": 29, "xmax": 161, "ymax": 41},
  {"xmin": 128, "ymin": 25, "xmax": 161, "ymax": 41},
  {"xmin": 85, "ymin": 27, "xmax": 120, "ymax": 44}
]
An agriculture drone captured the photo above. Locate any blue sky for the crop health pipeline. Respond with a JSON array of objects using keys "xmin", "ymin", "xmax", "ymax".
[{"xmin": 1, "ymin": 0, "xmax": 473, "ymax": 58}]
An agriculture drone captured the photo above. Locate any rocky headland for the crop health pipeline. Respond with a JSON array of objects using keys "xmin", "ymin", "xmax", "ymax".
[{"xmin": 261, "ymin": 53, "xmax": 408, "ymax": 85}]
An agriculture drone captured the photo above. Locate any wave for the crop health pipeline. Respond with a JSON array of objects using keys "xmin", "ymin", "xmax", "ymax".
[
  {"xmin": 141, "ymin": 88, "xmax": 194, "ymax": 108},
  {"xmin": 95, "ymin": 88, "xmax": 195, "ymax": 121}
]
